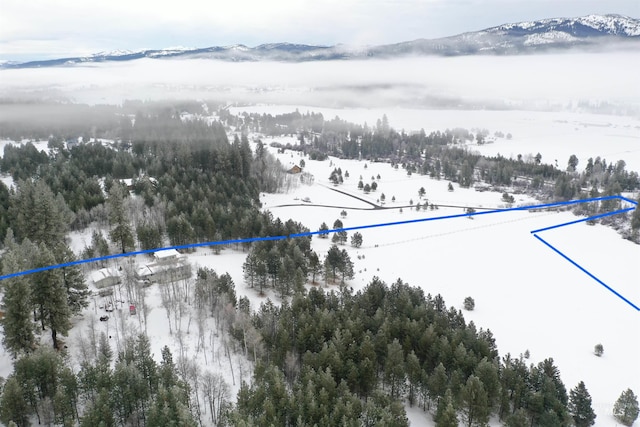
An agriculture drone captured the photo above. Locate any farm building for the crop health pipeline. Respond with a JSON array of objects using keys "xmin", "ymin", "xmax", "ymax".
[
  {"xmin": 136, "ymin": 249, "xmax": 192, "ymax": 284},
  {"xmin": 90, "ymin": 268, "xmax": 120, "ymax": 289}
]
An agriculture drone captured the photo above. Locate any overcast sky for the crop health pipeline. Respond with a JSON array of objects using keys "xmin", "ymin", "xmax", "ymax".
[{"xmin": 1, "ymin": 0, "xmax": 638, "ymax": 61}]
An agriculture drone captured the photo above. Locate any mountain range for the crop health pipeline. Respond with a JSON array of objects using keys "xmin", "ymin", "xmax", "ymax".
[{"xmin": 2, "ymin": 14, "xmax": 638, "ymax": 68}]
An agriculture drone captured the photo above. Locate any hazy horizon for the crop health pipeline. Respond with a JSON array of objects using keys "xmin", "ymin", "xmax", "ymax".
[{"xmin": 1, "ymin": 52, "xmax": 638, "ymax": 115}]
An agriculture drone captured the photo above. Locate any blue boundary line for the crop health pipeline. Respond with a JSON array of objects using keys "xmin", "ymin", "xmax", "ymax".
[
  {"xmin": 4, "ymin": 195, "xmax": 607, "ymax": 279},
  {"xmin": 1, "ymin": 194, "xmax": 638, "ymax": 312},
  {"xmin": 533, "ymin": 234, "xmax": 640, "ymax": 311},
  {"xmin": 530, "ymin": 207, "xmax": 636, "ymax": 234},
  {"xmin": 530, "ymin": 195, "xmax": 638, "ymax": 312}
]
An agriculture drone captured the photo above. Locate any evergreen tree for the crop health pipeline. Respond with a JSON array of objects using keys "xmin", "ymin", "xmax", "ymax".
[
  {"xmin": 614, "ymin": 389, "xmax": 639, "ymax": 426},
  {"xmin": 632, "ymin": 196, "xmax": 640, "ymax": 231},
  {"xmin": 461, "ymin": 375, "xmax": 490, "ymax": 427},
  {"xmin": 136, "ymin": 221, "xmax": 164, "ymax": 251},
  {"xmin": 0, "ymin": 376, "xmax": 30, "ymax": 427},
  {"xmin": 474, "ymin": 357, "xmax": 500, "ymax": 410},
  {"xmin": 339, "ymin": 248, "xmax": 354, "ymax": 283},
  {"xmin": 9, "ymin": 179, "xmax": 72, "ymax": 247},
  {"xmin": 32, "ymin": 243, "xmax": 72, "ymax": 349},
  {"xmin": 504, "ymin": 408, "xmax": 528, "ymax": 427},
  {"xmin": 350, "ymin": 232, "xmax": 363, "ymax": 248},
  {"xmin": 434, "ymin": 389, "xmax": 458, "ymax": 427},
  {"xmin": 405, "ymin": 351, "xmax": 421, "ymax": 407},
  {"xmin": 91, "ymin": 229, "xmax": 110, "ymax": 258},
  {"xmin": 384, "ymin": 339, "xmax": 406, "ymax": 399},
  {"xmin": 568, "ymin": 381, "xmax": 596, "ymax": 427},
  {"xmin": 55, "ymin": 243, "xmax": 90, "ymax": 316},
  {"xmin": 1, "ymin": 250, "xmax": 36, "ymax": 358},
  {"xmin": 318, "ymin": 222, "xmax": 330, "ymax": 238},
  {"xmin": 428, "ymin": 362, "xmax": 448, "ymax": 406},
  {"xmin": 80, "ymin": 389, "xmax": 115, "ymax": 427},
  {"xmin": 308, "ymin": 251, "xmax": 322, "ymax": 284},
  {"xmin": 331, "ymin": 219, "xmax": 347, "ymax": 245},
  {"xmin": 324, "ymin": 245, "xmax": 343, "ymax": 283},
  {"xmin": 147, "ymin": 385, "xmax": 197, "ymax": 427},
  {"xmin": 107, "ymin": 183, "xmax": 135, "ymax": 254}
]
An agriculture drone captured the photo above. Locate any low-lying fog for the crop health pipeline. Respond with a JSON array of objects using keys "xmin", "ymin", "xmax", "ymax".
[{"xmin": 1, "ymin": 52, "xmax": 639, "ymax": 112}]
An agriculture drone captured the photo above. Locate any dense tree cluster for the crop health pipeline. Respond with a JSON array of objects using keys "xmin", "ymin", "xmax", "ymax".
[
  {"xmin": 0, "ymin": 335, "xmax": 197, "ymax": 427},
  {"xmin": 229, "ymin": 277, "xmax": 601, "ymax": 426}
]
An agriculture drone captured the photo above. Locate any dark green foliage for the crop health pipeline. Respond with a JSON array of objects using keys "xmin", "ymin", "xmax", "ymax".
[
  {"xmin": 568, "ymin": 381, "xmax": 596, "ymax": 427},
  {"xmin": 32, "ymin": 243, "xmax": 72, "ymax": 349},
  {"xmin": 461, "ymin": 375, "xmax": 490, "ymax": 427},
  {"xmin": 55, "ymin": 243, "xmax": 90, "ymax": 316},
  {"xmin": 0, "ymin": 181, "xmax": 10, "ymax": 241},
  {"xmin": 318, "ymin": 222, "xmax": 330, "ymax": 238},
  {"xmin": 384, "ymin": 339, "xmax": 406, "ymax": 399},
  {"xmin": 0, "ymin": 376, "xmax": 30, "ymax": 427},
  {"xmin": 136, "ymin": 221, "xmax": 164, "ymax": 251},
  {"xmin": 632, "ymin": 196, "xmax": 640, "ymax": 230},
  {"xmin": 614, "ymin": 389, "xmax": 639, "ymax": 426},
  {"xmin": 332, "ymin": 218, "xmax": 347, "ymax": 245},
  {"xmin": 594, "ymin": 343, "xmax": 603, "ymax": 356},
  {"xmin": 107, "ymin": 183, "xmax": 135, "ymax": 254},
  {"xmin": 195, "ymin": 268, "xmax": 238, "ymax": 314},
  {"xmin": 0, "ymin": 250, "xmax": 35, "ymax": 358},
  {"xmin": 233, "ymin": 278, "xmax": 505, "ymax": 424},
  {"xmin": 434, "ymin": 389, "xmax": 458, "ymax": 427},
  {"xmin": 350, "ymin": 231, "xmax": 363, "ymax": 248},
  {"xmin": 323, "ymin": 245, "xmax": 353, "ymax": 283},
  {"xmin": 8, "ymin": 179, "xmax": 73, "ymax": 247},
  {"xmin": 526, "ymin": 358, "xmax": 571, "ymax": 426},
  {"xmin": 464, "ymin": 296, "xmax": 475, "ymax": 311},
  {"xmin": 505, "ymin": 408, "xmax": 528, "ymax": 427}
]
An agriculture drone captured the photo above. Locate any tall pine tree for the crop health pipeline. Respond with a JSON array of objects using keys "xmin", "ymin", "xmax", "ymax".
[
  {"xmin": 434, "ymin": 389, "xmax": 458, "ymax": 427},
  {"xmin": 614, "ymin": 389, "xmax": 639, "ymax": 426},
  {"xmin": 32, "ymin": 243, "xmax": 72, "ymax": 349},
  {"xmin": 461, "ymin": 375, "xmax": 490, "ymax": 427},
  {"xmin": 568, "ymin": 381, "xmax": 596, "ymax": 427},
  {"xmin": 55, "ymin": 243, "xmax": 90, "ymax": 316},
  {"xmin": 107, "ymin": 183, "xmax": 135, "ymax": 254},
  {"xmin": 1, "ymin": 250, "xmax": 36, "ymax": 358}
]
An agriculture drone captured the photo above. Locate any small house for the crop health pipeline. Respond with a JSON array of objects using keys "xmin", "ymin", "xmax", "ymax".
[
  {"xmin": 90, "ymin": 268, "xmax": 120, "ymax": 289},
  {"xmin": 154, "ymin": 248, "xmax": 180, "ymax": 264},
  {"xmin": 135, "ymin": 250, "xmax": 192, "ymax": 284}
]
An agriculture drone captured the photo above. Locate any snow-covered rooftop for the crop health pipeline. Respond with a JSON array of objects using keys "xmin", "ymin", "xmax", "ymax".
[{"xmin": 154, "ymin": 249, "xmax": 180, "ymax": 259}]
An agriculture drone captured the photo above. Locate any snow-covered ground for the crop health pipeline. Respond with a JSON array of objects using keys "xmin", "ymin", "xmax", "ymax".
[
  {"xmin": 0, "ymin": 142, "xmax": 637, "ymax": 426},
  {"xmin": 258, "ymin": 143, "xmax": 639, "ymax": 426},
  {"xmin": 57, "ymin": 142, "xmax": 637, "ymax": 426},
  {"xmin": 230, "ymin": 106, "xmax": 640, "ymax": 174}
]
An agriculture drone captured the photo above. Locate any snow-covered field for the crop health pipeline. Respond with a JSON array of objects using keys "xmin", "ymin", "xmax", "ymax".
[
  {"xmin": 231, "ymin": 106, "xmax": 640, "ymax": 174},
  {"xmin": 55, "ymin": 142, "xmax": 637, "ymax": 426},
  {"xmin": 258, "ymin": 143, "xmax": 640, "ymax": 426},
  {"xmin": 0, "ymin": 135, "xmax": 637, "ymax": 425}
]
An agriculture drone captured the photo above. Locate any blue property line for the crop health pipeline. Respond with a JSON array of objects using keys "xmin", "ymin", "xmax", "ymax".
[
  {"xmin": 0, "ymin": 235, "xmax": 288, "ymax": 281},
  {"xmin": 617, "ymin": 195, "xmax": 639, "ymax": 205},
  {"xmin": 530, "ymin": 207, "xmax": 636, "ymax": 234},
  {"xmin": 533, "ymin": 234, "xmax": 640, "ymax": 312},
  {"xmin": 0, "ymin": 193, "xmax": 637, "ymax": 307},
  {"xmin": 294, "ymin": 195, "xmax": 629, "ymax": 237}
]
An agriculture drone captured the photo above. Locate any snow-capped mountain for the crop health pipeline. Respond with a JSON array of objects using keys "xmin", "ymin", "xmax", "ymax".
[{"xmin": 2, "ymin": 14, "xmax": 637, "ymax": 68}]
